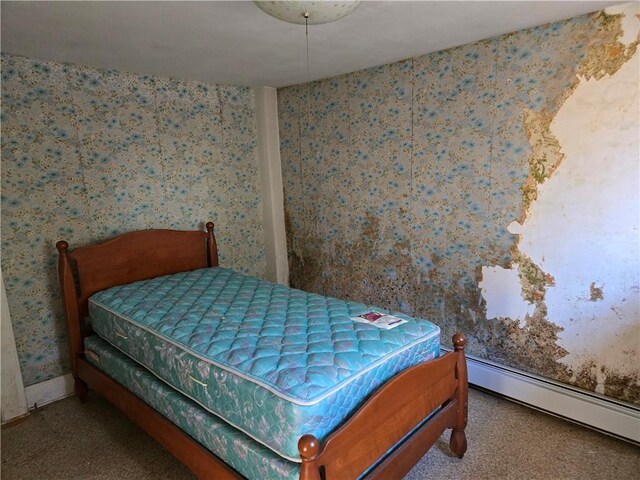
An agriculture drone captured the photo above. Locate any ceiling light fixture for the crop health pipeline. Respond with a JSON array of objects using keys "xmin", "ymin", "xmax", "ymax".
[
  {"xmin": 254, "ymin": 1, "xmax": 361, "ymax": 85},
  {"xmin": 254, "ymin": 1, "xmax": 362, "ymax": 25},
  {"xmin": 254, "ymin": 1, "xmax": 361, "ymax": 235}
]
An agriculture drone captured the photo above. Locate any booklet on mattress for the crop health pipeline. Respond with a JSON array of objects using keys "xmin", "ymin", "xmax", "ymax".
[{"xmin": 351, "ymin": 311, "xmax": 408, "ymax": 329}]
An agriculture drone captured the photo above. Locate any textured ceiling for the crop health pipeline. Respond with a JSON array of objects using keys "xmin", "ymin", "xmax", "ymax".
[{"xmin": 0, "ymin": 1, "xmax": 617, "ymax": 87}]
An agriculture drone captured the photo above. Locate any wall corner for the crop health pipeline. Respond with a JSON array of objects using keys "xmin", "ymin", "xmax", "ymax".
[{"xmin": 254, "ymin": 86, "xmax": 289, "ymax": 285}]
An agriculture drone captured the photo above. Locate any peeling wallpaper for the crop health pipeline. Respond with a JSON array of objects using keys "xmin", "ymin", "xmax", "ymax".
[
  {"xmin": 1, "ymin": 54, "xmax": 265, "ymax": 386},
  {"xmin": 278, "ymin": 6, "xmax": 639, "ymax": 403}
]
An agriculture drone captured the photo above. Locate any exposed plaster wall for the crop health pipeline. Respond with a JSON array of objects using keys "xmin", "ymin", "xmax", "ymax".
[
  {"xmin": 278, "ymin": 5, "xmax": 640, "ymax": 403},
  {"xmin": 506, "ymin": 3, "xmax": 640, "ymax": 399},
  {"xmin": 479, "ymin": 266, "xmax": 535, "ymax": 322}
]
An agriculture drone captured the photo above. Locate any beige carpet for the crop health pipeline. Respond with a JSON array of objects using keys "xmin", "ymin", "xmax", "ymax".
[{"xmin": 2, "ymin": 388, "xmax": 638, "ymax": 479}]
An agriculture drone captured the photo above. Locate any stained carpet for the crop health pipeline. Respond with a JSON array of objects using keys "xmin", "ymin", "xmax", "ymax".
[{"xmin": 2, "ymin": 388, "xmax": 638, "ymax": 479}]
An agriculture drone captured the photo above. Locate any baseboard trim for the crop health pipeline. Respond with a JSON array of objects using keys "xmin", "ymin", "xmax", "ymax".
[
  {"xmin": 24, "ymin": 373, "xmax": 74, "ymax": 410},
  {"xmin": 442, "ymin": 347, "xmax": 640, "ymax": 443},
  {"xmin": 1, "ymin": 411, "xmax": 30, "ymax": 428}
]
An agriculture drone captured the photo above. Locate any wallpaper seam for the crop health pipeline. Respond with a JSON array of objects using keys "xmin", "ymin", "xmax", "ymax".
[
  {"xmin": 154, "ymin": 78, "xmax": 170, "ymax": 209},
  {"xmin": 408, "ymin": 58, "xmax": 415, "ymax": 276},
  {"xmin": 1, "ymin": 54, "xmax": 266, "ymax": 384}
]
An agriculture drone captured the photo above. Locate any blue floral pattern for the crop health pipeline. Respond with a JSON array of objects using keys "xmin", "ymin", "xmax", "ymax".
[
  {"xmin": 1, "ymin": 54, "xmax": 265, "ymax": 386},
  {"xmin": 277, "ymin": 14, "xmax": 606, "ymax": 385}
]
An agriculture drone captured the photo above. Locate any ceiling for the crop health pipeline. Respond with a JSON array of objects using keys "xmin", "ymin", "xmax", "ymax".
[{"xmin": 1, "ymin": 1, "xmax": 617, "ymax": 88}]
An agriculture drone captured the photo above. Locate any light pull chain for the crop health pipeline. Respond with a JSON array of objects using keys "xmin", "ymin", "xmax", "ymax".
[
  {"xmin": 305, "ymin": 12, "xmax": 311, "ymax": 125},
  {"xmin": 305, "ymin": 12, "xmax": 310, "ymax": 85},
  {"xmin": 304, "ymin": 11, "xmax": 311, "ymax": 237}
]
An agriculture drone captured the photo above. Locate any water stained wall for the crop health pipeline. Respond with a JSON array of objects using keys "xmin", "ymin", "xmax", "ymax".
[{"xmin": 278, "ymin": 5, "xmax": 639, "ymax": 403}]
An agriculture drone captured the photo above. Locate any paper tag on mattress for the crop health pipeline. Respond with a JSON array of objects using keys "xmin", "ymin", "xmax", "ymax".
[{"xmin": 351, "ymin": 311, "xmax": 408, "ymax": 329}]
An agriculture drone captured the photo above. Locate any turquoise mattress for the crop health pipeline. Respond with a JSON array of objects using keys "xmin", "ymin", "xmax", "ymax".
[
  {"xmin": 84, "ymin": 335, "xmax": 299, "ymax": 480},
  {"xmin": 88, "ymin": 267, "xmax": 441, "ymax": 461}
]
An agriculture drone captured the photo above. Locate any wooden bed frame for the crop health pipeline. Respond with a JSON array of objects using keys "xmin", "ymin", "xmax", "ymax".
[{"xmin": 56, "ymin": 222, "xmax": 468, "ymax": 480}]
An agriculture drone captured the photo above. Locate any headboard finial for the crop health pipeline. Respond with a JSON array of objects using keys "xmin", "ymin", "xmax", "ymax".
[
  {"xmin": 56, "ymin": 240, "xmax": 69, "ymax": 253},
  {"xmin": 205, "ymin": 221, "xmax": 219, "ymax": 267},
  {"xmin": 298, "ymin": 434, "xmax": 320, "ymax": 461},
  {"xmin": 453, "ymin": 332, "xmax": 467, "ymax": 351}
]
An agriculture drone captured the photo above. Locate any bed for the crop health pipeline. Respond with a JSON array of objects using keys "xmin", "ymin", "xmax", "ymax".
[{"xmin": 56, "ymin": 222, "xmax": 468, "ymax": 480}]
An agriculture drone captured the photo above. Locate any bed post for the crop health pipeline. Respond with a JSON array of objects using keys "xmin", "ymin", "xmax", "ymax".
[
  {"xmin": 298, "ymin": 434, "xmax": 322, "ymax": 480},
  {"xmin": 56, "ymin": 240, "xmax": 88, "ymax": 400},
  {"xmin": 449, "ymin": 333, "xmax": 468, "ymax": 457},
  {"xmin": 206, "ymin": 222, "xmax": 219, "ymax": 267}
]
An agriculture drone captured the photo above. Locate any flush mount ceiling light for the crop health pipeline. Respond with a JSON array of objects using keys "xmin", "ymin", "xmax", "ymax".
[
  {"xmin": 254, "ymin": 1, "xmax": 362, "ymax": 25},
  {"xmin": 254, "ymin": 1, "xmax": 361, "ymax": 221}
]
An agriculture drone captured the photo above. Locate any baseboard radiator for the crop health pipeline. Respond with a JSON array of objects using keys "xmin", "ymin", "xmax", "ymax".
[{"xmin": 441, "ymin": 347, "xmax": 640, "ymax": 444}]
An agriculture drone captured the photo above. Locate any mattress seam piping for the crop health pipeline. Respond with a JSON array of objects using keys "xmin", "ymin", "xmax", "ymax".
[
  {"xmin": 89, "ymin": 297, "xmax": 440, "ymax": 407},
  {"xmin": 87, "ymin": 335, "xmax": 305, "ymax": 464}
]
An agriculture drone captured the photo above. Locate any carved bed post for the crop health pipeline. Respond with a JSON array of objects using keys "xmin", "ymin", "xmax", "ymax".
[
  {"xmin": 298, "ymin": 434, "xmax": 322, "ymax": 480},
  {"xmin": 56, "ymin": 240, "xmax": 88, "ymax": 400},
  {"xmin": 449, "ymin": 333, "xmax": 468, "ymax": 458},
  {"xmin": 206, "ymin": 222, "xmax": 219, "ymax": 267}
]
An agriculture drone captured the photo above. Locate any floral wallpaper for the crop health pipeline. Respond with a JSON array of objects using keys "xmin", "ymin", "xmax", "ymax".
[
  {"xmin": 278, "ymin": 9, "xmax": 639, "ymax": 403},
  {"xmin": 1, "ymin": 54, "xmax": 265, "ymax": 386}
]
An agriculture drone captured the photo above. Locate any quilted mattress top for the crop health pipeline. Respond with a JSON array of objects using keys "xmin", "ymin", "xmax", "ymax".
[{"xmin": 89, "ymin": 267, "xmax": 440, "ymax": 404}]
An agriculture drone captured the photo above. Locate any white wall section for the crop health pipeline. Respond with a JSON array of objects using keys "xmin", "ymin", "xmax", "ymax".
[
  {"xmin": 519, "ymin": 3, "xmax": 640, "ymax": 387},
  {"xmin": 0, "ymin": 1, "xmax": 615, "ymax": 87},
  {"xmin": 480, "ymin": 3, "xmax": 640, "ymax": 395},
  {"xmin": 1, "ymin": 272, "xmax": 28, "ymax": 423},
  {"xmin": 255, "ymin": 87, "xmax": 289, "ymax": 285}
]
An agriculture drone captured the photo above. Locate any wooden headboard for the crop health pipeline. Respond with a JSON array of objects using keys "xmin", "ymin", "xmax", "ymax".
[{"xmin": 56, "ymin": 221, "xmax": 218, "ymax": 376}]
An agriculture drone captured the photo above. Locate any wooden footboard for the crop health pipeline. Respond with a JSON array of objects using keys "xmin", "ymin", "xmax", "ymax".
[
  {"xmin": 298, "ymin": 334, "xmax": 468, "ymax": 480},
  {"xmin": 76, "ymin": 334, "xmax": 467, "ymax": 480},
  {"xmin": 57, "ymin": 223, "xmax": 468, "ymax": 480}
]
